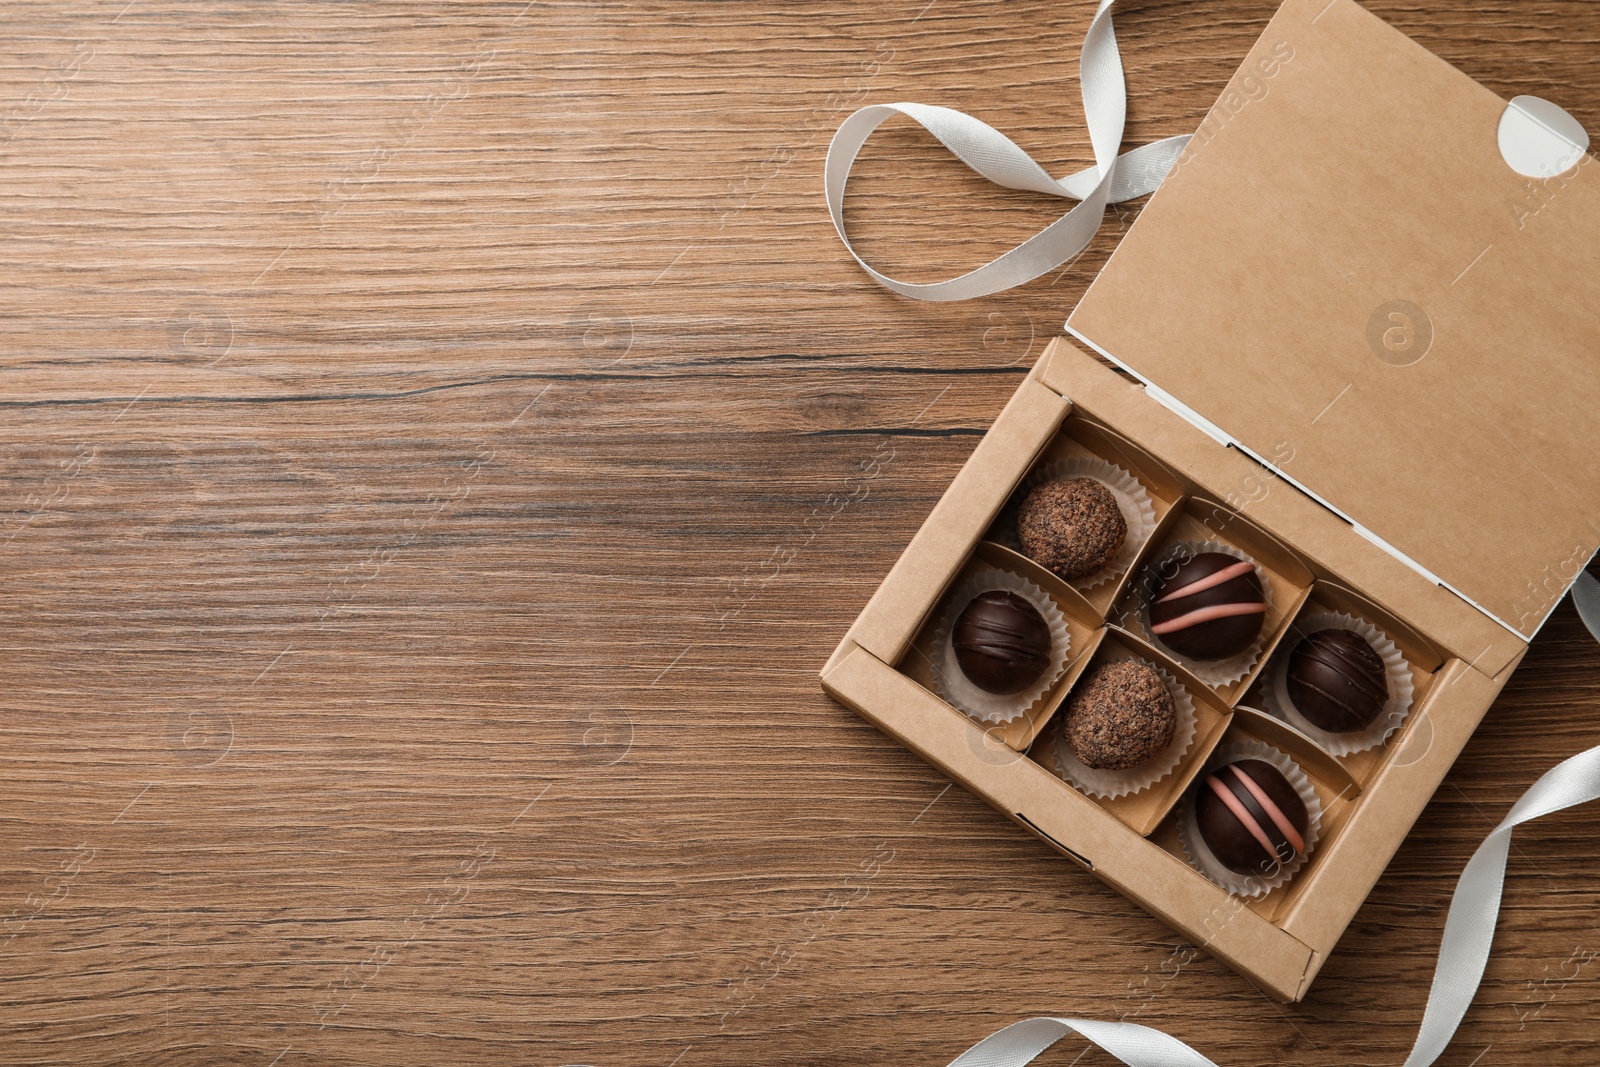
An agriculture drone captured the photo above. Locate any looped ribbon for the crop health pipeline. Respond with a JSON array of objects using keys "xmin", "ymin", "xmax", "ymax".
[
  {"xmin": 824, "ymin": 0, "xmax": 1188, "ymax": 301},
  {"xmin": 938, "ymin": 576, "xmax": 1600, "ymax": 1067}
]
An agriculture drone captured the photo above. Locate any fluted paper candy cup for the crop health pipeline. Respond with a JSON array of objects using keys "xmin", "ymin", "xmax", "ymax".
[
  {"xmin": 1005, "ymin": 456, "xmax": 1157, "ymax": 591},
  {"xmin": 1179, "ymin": 740, "xmax": 1323, "ymax": 898},
  {"xmin": 932, "ymin": 566, "xmax": 1071, "ymax": 724},
  {"xmin": 1266, "ymin": 611, "xmax": 1415, "ymax": 757},
  {"xmin": 1037, "ymin": 655, "xmax": 1197, "ymax": 800}
]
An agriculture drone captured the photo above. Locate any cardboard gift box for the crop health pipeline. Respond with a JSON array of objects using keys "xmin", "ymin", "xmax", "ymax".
[{"xmin": 820, "ymin": 0, "xmax": 1600, "ymax": 1001}]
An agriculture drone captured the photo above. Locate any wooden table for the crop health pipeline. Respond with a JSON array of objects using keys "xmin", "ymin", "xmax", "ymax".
[{"xmin": 2, "ymin": 1, "xmax": 1597, "ymax": 1063}]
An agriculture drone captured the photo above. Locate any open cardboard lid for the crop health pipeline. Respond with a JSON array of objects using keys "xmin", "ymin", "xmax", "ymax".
[{"xmin": 1067, "ymin": 0, "xmax": 1600, "ymax": 640}]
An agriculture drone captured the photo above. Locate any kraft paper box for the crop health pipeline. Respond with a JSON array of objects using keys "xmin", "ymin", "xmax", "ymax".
[{"xmin": 821, "ymin": 0, "xmax": 1598, "ymax": 1002}]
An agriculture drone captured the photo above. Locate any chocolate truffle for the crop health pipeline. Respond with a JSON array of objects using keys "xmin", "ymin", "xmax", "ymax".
[
  {"xmin": 1063, "ymin": 660, "xmax": 1177, "ymax": 770},
  {"xmin": 1148, "ymin": 551, "xmax": 1267, "ymax": 660},
  {"xmin": 952, "ymin": 590, "xmax": 1051, "ymax": 695},
  {"xmin": 1016, "ymin": 477, "xmax": 1127, "ymax": 581},
  {"xmin": 1286, "ymin": 628, "xmax": 1388, "ymax": 732},
  {"xmin": 1196, "ymin": 758, "xmax": 1309, "ymax": 876}
]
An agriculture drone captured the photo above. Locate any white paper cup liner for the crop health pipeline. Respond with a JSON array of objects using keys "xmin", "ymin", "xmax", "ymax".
[
  {"xmin": 1006, "ymin": 458, "xmax": 1157, "ymax": 591},
  {"xmin": 1038, "ymin": 654, "xmax": 1197, "ymax": 799},
  {"xmin": 1178, "ymin": 740, "xmax": 1323, "ymax": 898},
  {"xmin": 932, "ymin": 567, "xmax": 1071, "ymax": 724},
  {"xmin": 1132, "ymin": 540, "xmax": 1272, "ymax": 689},
  {"xmin": 1264, "ymin": 611, "xmax": 1415, "ymax": 756}
]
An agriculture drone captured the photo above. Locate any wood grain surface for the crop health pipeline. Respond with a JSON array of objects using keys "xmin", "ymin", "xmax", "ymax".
[{"xmin": 1, "ymin": 1, "xmax": 1597, "ymax": 1064}]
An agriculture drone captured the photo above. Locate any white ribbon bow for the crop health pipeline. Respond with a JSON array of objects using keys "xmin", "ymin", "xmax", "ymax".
[{"xmin": 823, "ymin": 0, "xmax": 1188, "ymax": 301}]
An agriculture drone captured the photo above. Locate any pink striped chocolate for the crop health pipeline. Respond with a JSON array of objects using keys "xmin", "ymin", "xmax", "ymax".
[
  {"xmin": 1195, "ymin": 758, "xmax": 1310, "ymax": 876},
  {"xmin": 1148, "ymin": 551, "xmax": 1267, "ymax": 661}
]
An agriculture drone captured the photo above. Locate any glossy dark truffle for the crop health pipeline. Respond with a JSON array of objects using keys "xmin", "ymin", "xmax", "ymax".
[
  {"xmin": 1148, "ymin": 551, "xmax": 1267, "ymax": 660},
  {"xmin": 952, "ymin": 590, "xmax": 1051, "ymax": 695},
  {"xmin": 1016, "ymin": 477, "xmax": 1128, "ymax": 581},
  {"xmin": 1286, "ymin": 628, "xmax": 1388, "ymax": 732},
  {"xmin": 1196, "ymin": 758, "xmax": 1309, "ymax": 876},
  {"xmin": 1063, "ymin": 660, "xmax": 1177, "ymax": 770}
]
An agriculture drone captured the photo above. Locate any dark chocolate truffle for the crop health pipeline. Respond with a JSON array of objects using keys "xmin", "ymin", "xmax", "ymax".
[
  {"xmin": 952, "ymin": 590, "xmax": 1051, "ymax": 695},
  {"xmin": 1148, "ymin": 551, "xmax": 1267, "ymax": 660},
  {"xmin": 1196, "ymin": 758, "xmax": 1309, "ymax": 876},
  {"xmin": 1016, "ymin": 477, "xmax": 1127, "ymax": 581},
  {"xmin": 1286, "ymin": 628, "xmax": 1388, "ymax": 732},
  {"xmin": 1063, "ymin": 660, "xmax": 1177, "ymax": 770}
]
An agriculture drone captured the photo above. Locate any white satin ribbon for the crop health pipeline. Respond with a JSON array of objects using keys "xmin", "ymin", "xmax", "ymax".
[
  {"xmin": 1571, "ymin": 571, "xmax": 1600, "ymax": 644},
  {"xmin": 823, "ymin": 0, "xmax": 1188, "ymax": 301},
  {"xmin": 933, "ymin": 580, "xmax": 1600, "ymax": 1067}
]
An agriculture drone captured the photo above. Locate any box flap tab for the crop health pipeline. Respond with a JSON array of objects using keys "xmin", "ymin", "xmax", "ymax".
[{"xmin": 1067, "ymin": 0, "xmax": 1600, "ymax": 638}]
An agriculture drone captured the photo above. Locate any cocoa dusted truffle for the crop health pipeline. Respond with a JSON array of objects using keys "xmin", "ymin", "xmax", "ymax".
[
  {"xmin": 1149, "ymin": 551, "xmax": 1267, "ymax": 660},
  {"xmin": 1063, "ymin": 660, "xmax": 1176, "ymax": 770},
  {"xmin": 1016, "ymin": 477, "xmax": 1127, "ymax": 581},
  {"xmin": 952, "ymin": 590, "xmax": 1051, "ymax": 695},
  {"xmin": 1196, "ymin": 758, "xmax": 1309, "ymax": 875},
  {"xmin": 1287, "ymin": 629, "xmax": 1388, "ymax": 732}
]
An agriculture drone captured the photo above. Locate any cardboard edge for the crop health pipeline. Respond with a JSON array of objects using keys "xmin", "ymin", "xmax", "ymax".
[
  {"xmin": 976, "ymin": 541, "xmax": 1102, "ymax": 628},
  {"xmin": 822, "ymin": 634, "xmax": 861, "ymax": 678},
  {"xmin": 821, "ymin": 643, "xmax": 1317, "ymax": 1001},
  {"xmin": 1273, "ymin": 650, "xmax": 1524, "ymax": 951},
  {"xmin": 1061, "ymin": 0, "xmax": 1595, "ymax": 646},
  {"xmin": 1229, "ymin": 705, "xmax": 1361, "ymax": 798},
  {"xmin": 843, "ymin": 374, "xmax": 1070, "ymax": 666},
  {"xmin": 1052, "ymin": 625, "xmax": 1237, "ymax": 838},
  {"xmin": 1039, "ymin": 338, "xmax": 1528, "ymax": 676}
]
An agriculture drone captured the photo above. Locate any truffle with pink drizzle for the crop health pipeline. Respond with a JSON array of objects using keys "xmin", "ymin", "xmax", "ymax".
[
  {"xmin": 1148, "ymin": 551, "xmax": 1267, "ymax": 660},
  {"xmin": 1195, "ymin": 758, "xmax": 1309, "ymax": 875}
]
